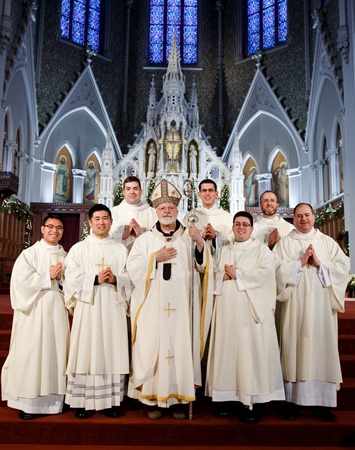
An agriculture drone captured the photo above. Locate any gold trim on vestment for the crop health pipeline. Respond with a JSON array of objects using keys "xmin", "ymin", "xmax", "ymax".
[
  {"xmin": 131, "ymin": 251, "xmax": 156, "ymax": 344},
  {"xmin": 199, "ymin": 248, "xmax": 210, "ymax": 359},
  {"xmin": 140, "ymin": 393, "xmax": 195, "ymax": 402}
]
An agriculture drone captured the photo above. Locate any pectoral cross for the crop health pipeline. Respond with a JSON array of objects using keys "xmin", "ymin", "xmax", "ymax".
[
  {"xmin": 164, "ymin": 302, "xmax": 176, "ymax": 317},
  {"xmin": 166, "ymin": 350, "xmax": 174, "ymax": 365},
  {"xmin": 96, "ymin": 257, "xmax": 111, "ymax": 271}
]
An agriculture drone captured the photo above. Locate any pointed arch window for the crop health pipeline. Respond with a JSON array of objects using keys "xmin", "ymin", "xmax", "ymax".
[
  {"xmin": 246, "ymin": 0, "xmax": 288, "ymax": 56},
  {"xmin": 60, "ymin": 0, "xmax": 103, "ymax": 53},
  {"xmin": 149, "ymin": 0, "xmax": 199, "ymax": 65}
]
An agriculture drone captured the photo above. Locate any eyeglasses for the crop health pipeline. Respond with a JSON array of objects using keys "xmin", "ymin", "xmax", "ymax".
[
  {"xmin": 233, "ymin": 222, "xmax": 251, "ymax": 228},
  {"xmin": 260, "ymin": 199, "xmax": 277, "ymax": 203},
  {"xmin": 44, "ymin": 225, "xmax": 64, "ymax": 231}
]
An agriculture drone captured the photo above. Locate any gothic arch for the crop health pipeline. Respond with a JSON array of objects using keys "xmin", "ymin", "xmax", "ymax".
[
  {"xmin": 239, "ymin": 111, "xmax": 299, "ymax": 172},
  {"xmin": 5, "ymin": 68, "xmax": 35, "ymax": 158},
  {"xmin": 330, "ymin": 117, "xmax": 342, "ymax": 150},
  {"xmin": 267, "ymin": 146, "xmax": 288, "ymax": 173},
  {"xmin": 40, "ymin": 107, "xmax": 109, "ymax": 167},
  {"xmin": 307, "ymin": 77, "xmax": 343, "ymax": 163},
  {"xmin": 54, "ymin": 141, "xmax": 76, "ymax": 167}
]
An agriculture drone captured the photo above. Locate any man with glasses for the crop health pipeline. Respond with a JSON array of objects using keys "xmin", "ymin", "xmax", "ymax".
[
  {"xmin": 111, "ymin": 176, "xmax": 157, "ymax": 251},
  {"xmin": 2, "ymin": 214, "xmax": 70, "ymax": 420},
  {"xmin": 205, "ymin": 211, "xmax": 285, "ymax": 423},
  {"xmin": 253, "ymin": 190, "xmax": 294, "ymax": 249},
  {"xmin": 127, "ymin": 179, "xmax": 214, "ymax": 420},
  {"xmin": 64, "ymin": 204, "xmax": 130, "ymax": 419},
  {"xmin": 183, "ymin": 179, "xmax": 233, "ymax": 254}
]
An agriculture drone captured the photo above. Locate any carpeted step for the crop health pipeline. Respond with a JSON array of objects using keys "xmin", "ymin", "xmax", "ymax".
[
  {"xmin": 0, "ymin": 283, "xmax": 10, "ymax": 296},
  {"xmin": 340, "ymin": 354, "xmax": 355, "ymax": 378},
  {"xmin": 0, "ymin": 350, "xmax": 7, "ymax": 367},
  {"xmin": 0, "ymin": 406, "xmax": 353, "ymax": 447},
  {"xmin": 338, "ymin": 378, "xmax": 355, "ymax": 410},
  {"xmin": 0, "ymin": 330, "xmax": 10, "ymax": 351},
  {"xmin": 0, "ymin": 446, "xmax": 352, "ymax": 450},
  {"xmin": 338, "ymin": 334, "xmax": 355, "ymax": 354},
  {"xmin": 0, "ymin": 313, "xmax": 12, "ymax": 331}
]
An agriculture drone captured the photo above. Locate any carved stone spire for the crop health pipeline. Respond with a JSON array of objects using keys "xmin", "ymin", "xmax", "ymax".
[
  {"xmin": 188, "ymin": 76, "xmax": 199, "ymax": 131},
  {"xmin": 230, "ymin": 132, "xmax": 245, "ymax": 212},
  {"xmin": 147, "ymin": 74, "xmax": 157, "ymax": 129},
  {"xmin": 161, "ymin": 34, "xmax": 185, "ymax": 123},
  {"xmin": 99, "ymin": 132, "xmax": 114, "ymax": 209}
]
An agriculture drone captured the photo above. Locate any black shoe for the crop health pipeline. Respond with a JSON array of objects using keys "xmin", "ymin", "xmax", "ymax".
[
  {"xmin": 314, "ymin": 407, "xmax": 337, "ymax": 422},
  {"xmin": 241, "ymin": 405, "xmax": 260, "ymax": 424},
  {"xmin": 280, "ymin": 402, "xmax": 299, "ymax": 420},
  {"xmin": 75, "ymin": 408, "xmax": 90, "ymax": 419},
  {"xmin": 215, "ymin": 402, "xmax": 234, "ymax": 418},
  {"xmin": 215, "ymin": 408, "xmax": 233, "ymax": 418},
  {"xmin": 19, "ymin": 410, "xmax": 34, "ymax": 420},
  {"xmin": 104, "ymin": 406, "xmax": 120, "ymax": 418}
]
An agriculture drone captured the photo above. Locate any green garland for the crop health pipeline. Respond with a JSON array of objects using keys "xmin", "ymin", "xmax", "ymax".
[
  {"xmin": 147, "ymin": 177, "xmax": 156, "ymax": 207},
  {"xmin": 81, "ymin": 220, "xmax": 89, "ymax": 240},
  {"xmin": 0, "ymin": 195, "xmax": 32, "ymax": 248},
  {"xmin": 220, "ymin": 184, "xmax": 230, "ymax": 212},
  {"xmin": 315, "ymin": 201, "xmax": 344, "ymax": 226},
  {"xmin": 113, "ymin": 180, "xmax": 124, "ymax": 206}
]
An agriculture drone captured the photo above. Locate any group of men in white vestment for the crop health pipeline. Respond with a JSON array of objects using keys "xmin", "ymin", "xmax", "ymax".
[{"xmin": 1, "ymin": 176, "xmax": 350, "ymax": 424}]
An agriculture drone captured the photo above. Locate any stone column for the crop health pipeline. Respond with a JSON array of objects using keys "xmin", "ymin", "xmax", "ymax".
[
  {"xmin": 72, "ymin": 169, "xmax": 86, "ymax": 203},
  {"xmin": 40, "ymin": 162, "xmax": 56, "ymax": 202}
]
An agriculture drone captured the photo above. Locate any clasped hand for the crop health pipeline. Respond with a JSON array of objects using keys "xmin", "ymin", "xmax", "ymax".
[
  {"xmin": 268, "ymin": 228, "xmax": 280, "ymax": 249},
  {"xmin": 202, "ymin": 222, "xmax": 216, "ymax": 240},
  {"xmin": 98, "ymin": 267, "xmax": 116, "ymax": 284},
  {"xmin": 223, "ymin": 264, "xmax": 236, "ymax": 281},
  {"xmin": 122, "ymin": 219, "xmax": 142, "ymax": 240},
  {"xmin": 301, "ymin": 244, "xmax": 320, "ymax": 268},
  {"xmin": 50, "ymin": 261, "xmax": 63, "ymax": 280}
]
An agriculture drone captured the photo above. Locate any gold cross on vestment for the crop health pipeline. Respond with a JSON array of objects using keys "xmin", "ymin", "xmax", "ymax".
[
  {"xmin": 166, "ymin": 350, "xmax": 174, "ymax": 365},
  {"xmin": 96, "ymin": 257, "xmax": 111, "ymax": 271},
  {"xmin": 164, "ymin": 302, "xmax": 176, "ymax": 317}
]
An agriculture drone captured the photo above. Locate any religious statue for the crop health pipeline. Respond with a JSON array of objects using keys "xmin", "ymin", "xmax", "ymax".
[
  {"xmin": 55, "ymin": 156, "xmax": 69, "ymax": 199},
  {"xmin": 165, "ymin": 126, "xmax": 181, "ymax": 172},
  {"xmin": 273, "ymin": 162, "xmax": 288, "ymax": 206},
  {"xmin": 189, "ymin": 144, "xmax": 198, "ymax": 174},
  {"xmin": 84, "ymin": 161, "xmax": 97, "ymax": 202},
  {"xmin": 245, "ymin": 166, "xmax": 258, "ymax": 206},
  {"xmin": 147, "ymin": 143, "xmax": 156, "ymax": 174}
]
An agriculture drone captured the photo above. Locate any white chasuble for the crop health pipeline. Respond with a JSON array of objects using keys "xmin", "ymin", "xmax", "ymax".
[
  {"xmin": 183, "ymin": 206, "xmax": 234, "ymax": 253},
  {"xmin": 273, "ymin": 229, "xmax": 350, "ymax": 405},
  {"xmin": 65, "ymin": 235, "xmax": 130, "ymax": 380},
  {"xmin": 110, "ymin": 200, "xmax": 157, "ymax": 249},
  {"xmin": 2, "ymin": 241, "xmax": 69, "ymax": 412},
  {"xmin": 252, "ymin": 216, "xmax": 294, "ymax": 244},
  {"xmin": 206, "ymin": 238, "xmax": 284, "ymax": 406},
  {"xmin": 127, "ymin": 223, "xmax": 214, "ymax": 407}
]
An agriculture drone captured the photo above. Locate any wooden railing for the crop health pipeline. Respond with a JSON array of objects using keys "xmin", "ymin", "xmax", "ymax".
[
  {"xmin": 0, "ymin": 210, "xmax": 26, "ymax": 281},
  {"xmin": 315, "ymin": 198, "xmax": 345, "ymax": 250}
]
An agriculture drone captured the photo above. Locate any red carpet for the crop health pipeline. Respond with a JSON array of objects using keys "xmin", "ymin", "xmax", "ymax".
[{"xmin": 0, "ymin": 291, "xmax": 354, "ymax": 448}]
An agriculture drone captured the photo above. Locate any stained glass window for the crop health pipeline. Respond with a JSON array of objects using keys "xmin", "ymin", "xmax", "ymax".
[
  {"xmin": 60, "ymin": 0, "xmax": 102, "ymax": 53},
  {"xmin": 149, "ymin": 0, "xmax": 198, "ymax": 65},
  {"xmin": 247, "ymin": 0, "xmax": 287, "ymax": 56}
]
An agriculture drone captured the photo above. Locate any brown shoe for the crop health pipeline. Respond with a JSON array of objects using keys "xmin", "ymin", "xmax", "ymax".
[{"xmin": 147, "ymin": 408, "xmax": 163, "ymax": 420}]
